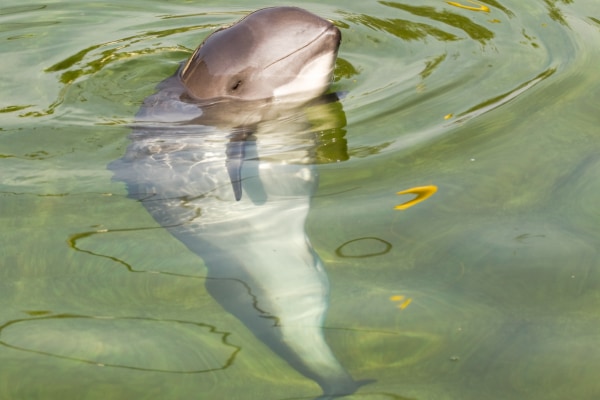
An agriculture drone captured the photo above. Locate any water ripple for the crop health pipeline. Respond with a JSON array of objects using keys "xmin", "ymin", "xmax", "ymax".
[{"xmin": 334, "ymin": 0, "xmax": 580, "ymax": 157}]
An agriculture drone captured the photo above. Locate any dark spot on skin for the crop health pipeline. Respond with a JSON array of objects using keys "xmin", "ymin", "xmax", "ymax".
[{"xmin": 231, "ymin": 80, "xmax": 242, "ymax": 91}]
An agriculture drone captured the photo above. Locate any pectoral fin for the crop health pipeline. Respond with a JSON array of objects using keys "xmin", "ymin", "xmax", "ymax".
[
  {"xmin": 225, "ymin": 129, "xmax": 269, "ymax": 203},
  {"xmin": 225, "ymin": 139, "xmax": 245, "ymax": 201}
]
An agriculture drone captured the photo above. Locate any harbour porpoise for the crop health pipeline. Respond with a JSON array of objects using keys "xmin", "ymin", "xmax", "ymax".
[{"xmin": 110, "ymin": 7, "xmax": 368, "ymax": 398}]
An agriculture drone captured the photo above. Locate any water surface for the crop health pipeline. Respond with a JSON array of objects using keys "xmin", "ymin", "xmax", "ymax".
[{"xmin": 1, "ymin": 1, "xmax": 599, "ymax": 399}]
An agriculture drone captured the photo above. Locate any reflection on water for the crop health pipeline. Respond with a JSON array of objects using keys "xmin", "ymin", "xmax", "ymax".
[
  {"xmin": 380, "ymin": 2, "xmax": 495, "ymax": 43},
  {"xmin": 445, "ymin": 1, "xmax": 491, "ymax": 13},
  {"xmin": 451, "ymin": 67, "xmax": 556, "ymax": 122},
  {"xmin": 343, "ymin": 11, "xmax": 462, "ymax": 42},
  {"xmin": 1, "ymin": 0, "xmax": 600, "ymax": 399}
]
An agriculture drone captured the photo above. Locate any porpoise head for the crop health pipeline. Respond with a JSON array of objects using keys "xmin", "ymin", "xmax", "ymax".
[{"xmin": 179, "ymin": 7, "xmax": 341, "ymax": 103}]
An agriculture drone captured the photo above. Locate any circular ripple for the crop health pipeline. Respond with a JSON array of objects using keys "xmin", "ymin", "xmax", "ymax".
[{"xmin": 336, "ymin": 236, "xmax": 393, "ymax": 258}]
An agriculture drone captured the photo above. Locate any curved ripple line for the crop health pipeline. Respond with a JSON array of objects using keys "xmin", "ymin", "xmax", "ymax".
[
  {"xmin": 336, "ymin": 237, "xmax": 393, "ymax": 258},
  {"xmin": 452, "ymin": 67, "xmax": 556, "ymax": 122},
  {"xmin": 0, "ymin": 313, "xmax": 241, "ymax": 374}
]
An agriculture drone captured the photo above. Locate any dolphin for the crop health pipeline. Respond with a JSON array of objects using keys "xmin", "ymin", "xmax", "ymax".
[{"xmin": 110, "ymin": 7, "xmax": 366, "ymax": 398}]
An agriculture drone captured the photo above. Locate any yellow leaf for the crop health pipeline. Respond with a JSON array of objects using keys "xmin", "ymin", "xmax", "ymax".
[{"xmin": 395, "ymin": 185, "xmax": 438, "ymax": 210}]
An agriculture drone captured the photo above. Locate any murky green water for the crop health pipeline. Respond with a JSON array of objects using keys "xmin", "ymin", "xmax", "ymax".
[{"xmin": 1, "ymin": 1, "xmax": 599, "ymax": 399}]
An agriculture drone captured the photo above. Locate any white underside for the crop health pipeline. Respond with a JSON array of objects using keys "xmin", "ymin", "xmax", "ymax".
[{"xmin": 272, "ymin": 52, "xmax": 334, "ymax": 101}]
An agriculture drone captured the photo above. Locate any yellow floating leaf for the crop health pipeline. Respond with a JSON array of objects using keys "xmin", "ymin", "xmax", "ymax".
[
  {"xmin": 397, "ymin": 298, "xmax": 412, "ymax": 310},
  {"xmin": 395, "ymin": 185, "xmax": 438, "ymax": 210},
  {"xmin": 444, "ymin": 113, "xmax": 453, "ymax": 120},
  {"xmin": 390, "ymin": 295, "xmax": 405, "ymax": 302}
]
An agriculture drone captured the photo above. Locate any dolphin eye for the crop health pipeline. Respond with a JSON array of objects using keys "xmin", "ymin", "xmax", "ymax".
[{"xmin": 231, "ymin": 80, "xmax": 242, "ymax": 91}]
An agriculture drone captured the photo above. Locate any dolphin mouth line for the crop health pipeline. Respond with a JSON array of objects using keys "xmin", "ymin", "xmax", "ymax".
[{"xmin": 263, "ymin": 26, "xmax": 337, "ymax": 71}]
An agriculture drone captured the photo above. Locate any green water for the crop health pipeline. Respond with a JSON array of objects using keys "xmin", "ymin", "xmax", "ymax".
[{"xmin": 1, "ymin": 1, "xmax": 599, "ymax": 399}]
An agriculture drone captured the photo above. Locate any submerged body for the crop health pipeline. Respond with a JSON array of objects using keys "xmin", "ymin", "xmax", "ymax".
[{"xmin": 110, "ymin": 7, "xmax": 363, "ymax": 398}]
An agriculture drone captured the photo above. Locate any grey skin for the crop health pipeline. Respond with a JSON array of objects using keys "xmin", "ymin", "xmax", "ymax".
[{"xmin": 110, "ymin": 7, "xmax": 369, "ymax": 399}]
